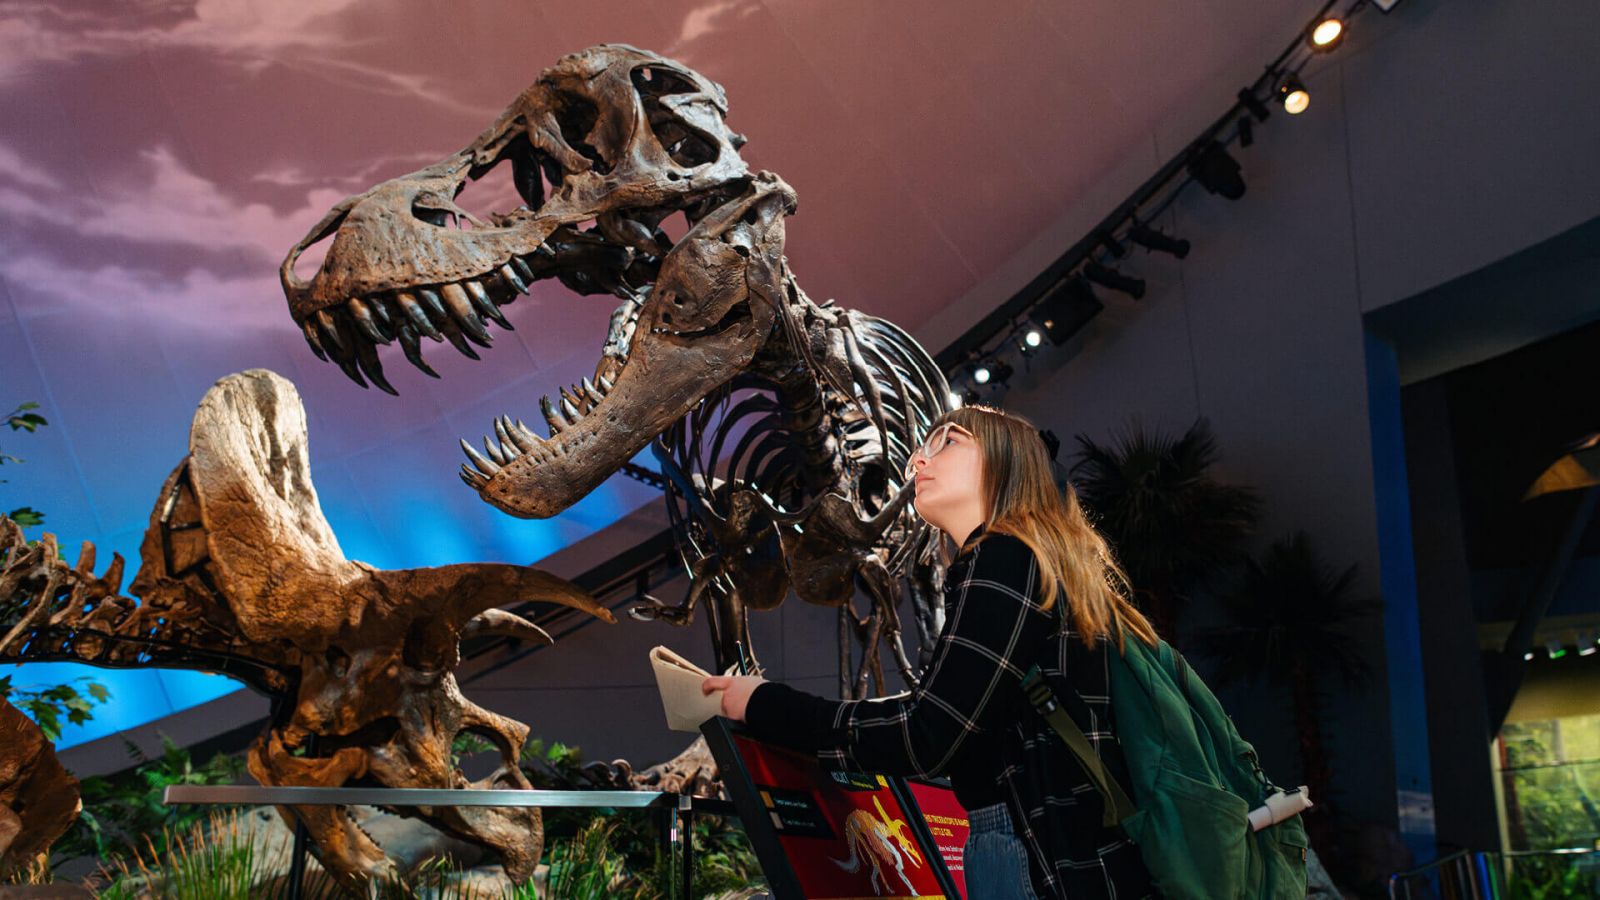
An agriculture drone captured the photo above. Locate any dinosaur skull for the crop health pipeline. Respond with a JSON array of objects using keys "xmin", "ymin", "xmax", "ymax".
[
  {"xmin": 281, "ymin": 44, "xmax": 791, "ymax": 520},
  {"xmin": 130, "ymin": 370, "xmax": 613, "ymax": 888}
]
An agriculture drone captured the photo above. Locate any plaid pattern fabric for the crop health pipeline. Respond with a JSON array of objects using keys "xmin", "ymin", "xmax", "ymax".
[{"xmin": 814, "ymin": 527, "xmax": 1155, "ymax": 899}]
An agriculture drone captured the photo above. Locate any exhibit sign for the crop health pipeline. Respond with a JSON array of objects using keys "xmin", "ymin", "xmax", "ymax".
[
  {"xmin": 702, "ymin": 717, "xmax": 959, "ymax": 899},
  {"xmin": 905, "ymin": 779, "xmax": 969, "ymax": 899}
]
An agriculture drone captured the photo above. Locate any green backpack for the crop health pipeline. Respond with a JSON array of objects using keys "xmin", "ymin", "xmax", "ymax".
[{"xmin": 1022, "ymin": 638, "xmax": 1309, "ymax": 900}]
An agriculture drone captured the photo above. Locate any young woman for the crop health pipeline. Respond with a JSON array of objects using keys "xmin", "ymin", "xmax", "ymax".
[{"xmin": 702, "ymin": 405, "xmax": 1160, "ymax": 900}]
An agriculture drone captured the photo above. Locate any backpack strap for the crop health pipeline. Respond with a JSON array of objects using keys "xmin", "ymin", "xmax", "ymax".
[{"xmin": 1021, "ymin": 665, "xmax": 1138, "ymax": 828}]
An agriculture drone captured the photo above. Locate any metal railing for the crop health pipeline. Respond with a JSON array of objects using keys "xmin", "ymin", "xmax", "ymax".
[
  {"xmin": 1388, "ymin": 849, "xmax": 1499, "ymax": 900},
  {"xmin": 164, "ymin": 785, "xmax": 737, "ymax": 900},
  {"xmin": 1389, "ymin": 846, "xmax": 1598, "ymax": 899}
]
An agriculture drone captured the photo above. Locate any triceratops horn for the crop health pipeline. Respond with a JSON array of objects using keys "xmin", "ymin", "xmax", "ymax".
[
  {"xmin": 376, "ymin": 563, "xmax": 615, "ymax": 631},
  {"xmin": 461, "ymin": 608, "xmax": 553, "ymax": 646}
]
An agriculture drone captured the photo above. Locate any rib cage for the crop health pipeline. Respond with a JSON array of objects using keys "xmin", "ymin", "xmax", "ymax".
[{"xmin": 649, "ymin": 275, "xmax": 954, "ymax": 690}]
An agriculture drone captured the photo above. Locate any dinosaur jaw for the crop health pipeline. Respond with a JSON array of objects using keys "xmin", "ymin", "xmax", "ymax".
[
  {"xmin": 464, "ymin": 278, "xmax": 771, "ymax": 519},
  {"xmin": 280, "ymin": 185, "xmax": 734, "ymax": 396},
  {"xmin": 459, "ymin": 177, "xmax": 792, "ymax": 519}
]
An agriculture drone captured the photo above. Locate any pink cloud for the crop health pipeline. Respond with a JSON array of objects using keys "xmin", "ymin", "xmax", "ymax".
[
  {"xmin": 0, "ymin": 141, "xmax": 344, "ymax": 259},
  {"xmin": 0, "ymin": 249, "xmax": 289, "ymax": 334},
  {"xmin": 0, "ymin": 0, "xmax": 492, "ymax": 112},
  {"xmin": 0, "ymin": 141, "xmax": 63, "ymax": 191}
]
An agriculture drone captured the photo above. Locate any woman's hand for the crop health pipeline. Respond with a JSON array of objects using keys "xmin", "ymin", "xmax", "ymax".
[{"xmin": 701, "ymin": 674, "xmax": 767, "ymax": 722}]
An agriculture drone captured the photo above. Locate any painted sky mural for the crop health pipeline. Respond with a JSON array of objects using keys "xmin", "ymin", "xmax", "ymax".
[{"xmin": 0, "ymin": 0, "xmax": 1319, "ymax": 747}]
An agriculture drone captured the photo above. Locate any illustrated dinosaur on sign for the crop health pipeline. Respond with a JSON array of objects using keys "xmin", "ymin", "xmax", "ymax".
[{"xmin": 832, "ymin": 794, "xmax": 925, "ymax": 896}]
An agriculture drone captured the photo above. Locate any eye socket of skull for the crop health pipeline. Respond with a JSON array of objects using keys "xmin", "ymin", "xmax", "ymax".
[
  {"xmin": 553, "ymin": 91, "xmax": 611, "ymax": 175},
  {"xmin": 630, "ymin": 65, "xmax": 720, "ymax": 169}
]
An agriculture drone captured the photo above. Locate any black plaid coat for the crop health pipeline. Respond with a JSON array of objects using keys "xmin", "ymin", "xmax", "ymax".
[{"xmin": 745, "ymin": 526, "xmax": 1156, "ymax": 899}]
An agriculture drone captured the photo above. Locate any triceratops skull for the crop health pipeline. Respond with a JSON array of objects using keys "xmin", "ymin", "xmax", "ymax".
[{"xmin": 127, "ymin": 370, "xmax": 613, "ymax": 888}]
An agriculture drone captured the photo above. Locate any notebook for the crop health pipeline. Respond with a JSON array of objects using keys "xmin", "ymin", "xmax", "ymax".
[{"xmin": 650, "ymin": 645, "xmax": 734, "ymax": 733}]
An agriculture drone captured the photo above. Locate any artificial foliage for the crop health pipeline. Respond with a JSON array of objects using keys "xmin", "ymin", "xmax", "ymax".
[{"xmin": 1070, "ymin": 417, "xmax": 1261, "ymax": 634}]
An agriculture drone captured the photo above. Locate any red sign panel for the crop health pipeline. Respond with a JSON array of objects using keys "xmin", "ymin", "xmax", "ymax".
[
  {"xmin": 732, "ymin": 734, "xmax": 949, "ymax": 899},
  {"xmin": 906, "ymin": 781, "xmax": 970, "ymax": 899}
]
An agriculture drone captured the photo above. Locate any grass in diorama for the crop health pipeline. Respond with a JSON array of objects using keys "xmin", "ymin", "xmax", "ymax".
[
  {"xmin": 93, "ymin": 808, "xmax": 341, "ymax": 899},
  {"xmin": 22, "ymin": 726, "xmax": 762, "ymax": 896},
  {"xmin": 86, "ymin": 807, "xmax": 763, "ymax": 899}
]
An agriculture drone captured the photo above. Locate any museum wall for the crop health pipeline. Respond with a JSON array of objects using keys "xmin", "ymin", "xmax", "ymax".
[{"xmin": 911, "ymin": 0, "xmax": 1600, "ymax": 835}]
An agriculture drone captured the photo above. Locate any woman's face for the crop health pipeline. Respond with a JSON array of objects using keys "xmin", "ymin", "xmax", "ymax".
[{"xmin": 910, "ymin": 423, "xmax": 986, "ymax": 534}]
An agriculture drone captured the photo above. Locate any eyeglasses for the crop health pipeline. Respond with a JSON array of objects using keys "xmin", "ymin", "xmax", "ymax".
[{"xmin": 905, "ymin": 422, "xmax": 974, "ymax": 481}]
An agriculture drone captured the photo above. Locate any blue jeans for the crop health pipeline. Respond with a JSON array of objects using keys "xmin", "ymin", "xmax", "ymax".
[{"xmin": 963, "ymin": 802, "xmax": 1040, "ymax": 900}]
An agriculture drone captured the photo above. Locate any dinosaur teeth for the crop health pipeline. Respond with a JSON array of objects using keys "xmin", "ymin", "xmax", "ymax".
[
  {"xmin": 465, "ymin": 279, "xmax": 512, "ymax": 331},
  {"xmin": 346, "ymin": 297, "xmax": 390, "ymax": 345},
  {"xmin": 559, "ymin": 388, "xmax": 583, "ymax": 420},
  {"xmin": 367, "ymin": 294, "xmax": 394, "ymax": 331},
  {"xmin": 511, "ymin": 418, "xmax": 542, "ymax": 452},
  {"xmin": 460, "ymin": 439, "xmax": 500, "ymax": 475},
  {"xmin": 493, "ymin": 417, "xmax": 526, "ymax": 459},
  {"xmin": 395, "ymin": 292, "xmax": 442, "ymax": 342},
  {"xmin": 570, "ymin": 384, "xmax": 593, "ymax": 414},
  {"xmin": 394, "ymin": 322, "xmax": 439, "ymax": 378},
  {"xmin": 301, "ymin": 321, "xmax": 328, "ymax": 361},
  {"xmin": 440, "ymin": 283, "xmax": 493, "ymax": 345},
  {"xmin": 315, "ymin": 309, "xmax": 344, "ymax": 352},
  {"xmin": 582, "ymin": 377, "xmax": 605, "ymax": 406},
  {"xmin": 483, "ymin": 435, "xmax": 507, "ymax": 466},
  {"xmin": 460, "ymin": 464, "xmax": 488, "ymax": 490},
  {"xmin": 499, "ymin": 263, "xmax": 529, "ymax": 295},
  {"xmin": 541, "ymin": 395, "xmax": 568, "ymax": 434}
]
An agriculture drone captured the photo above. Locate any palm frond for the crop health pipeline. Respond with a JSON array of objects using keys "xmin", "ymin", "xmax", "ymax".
[
  {"xmin": 1195, "ymin": 530, "xmax": 1380, "ymax": 689},
  {"xmin": 1070, "ymin": 417, "xmax": 1261, "ymax": 596}
]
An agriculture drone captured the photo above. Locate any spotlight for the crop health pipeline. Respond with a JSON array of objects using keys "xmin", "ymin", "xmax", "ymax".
[
  {"xmin": 1279, "ymin": 75, "xmax": 1310, "ymax": 115},
  {"xmin": 1129, "ymin": 223, "xmax": 1191, "ymax": 259},
  {"xmin": 1024, "ymin": 328, "xmax": 1043, "ymax": 348},
  {"xmin": 1029, "ymin": 276, "xmax": 1103, "ymax": 345},
  {"xmin": 1188, "ymin": 141, "xmax": 1246, "ymax": 199},
  {"xmin": 1523, "ymin": 651, "xmax": 1536, "ymax": 662},
  {"xmin": 971, "ymin": 358, "xmax": 1013, "ymax": 388},
  {"xmin": 1545, "ymin": 638, "xmax": 1567, "ymax": 660},
  {"xmin": 946, "ymin": 390, "xmax": 963, "ymax": 409},
  {"xmin": 1307, "ymin": 18, "xmax": 1344, "ymax": 51},
  {"xmin": 1084, "ymin": 261, "xmax": 1146, "ymax": 299},
  {"xmin": 1578, "ymin": 630, "xmax": 1598, "ymax": 656}
]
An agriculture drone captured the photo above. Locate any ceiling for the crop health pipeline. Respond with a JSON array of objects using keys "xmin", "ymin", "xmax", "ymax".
[{"xmin": 0, "ymin": 0, "xmax": 1329, "ymax": 744}]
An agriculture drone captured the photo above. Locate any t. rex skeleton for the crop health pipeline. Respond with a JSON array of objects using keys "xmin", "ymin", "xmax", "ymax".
[
  {"xmin": 0, "ymin": 370, "xmax": 614, "ymax": 890},
  {"xmin": 280, "ymin": 44, "xmax": 953, "ymax": 697}
]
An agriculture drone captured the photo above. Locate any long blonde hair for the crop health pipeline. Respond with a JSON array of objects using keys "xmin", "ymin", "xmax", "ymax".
[{"xmin": 937, "ymin": 405, "xmax": 1158, "ymax": 651}]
